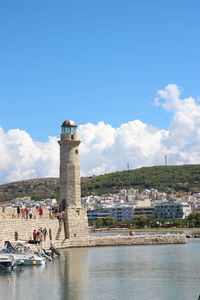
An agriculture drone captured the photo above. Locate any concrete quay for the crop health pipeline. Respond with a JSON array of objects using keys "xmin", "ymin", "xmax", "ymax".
[{"xmin": 40, "ymin": 233, "xmax": 187, "ymax": 250}]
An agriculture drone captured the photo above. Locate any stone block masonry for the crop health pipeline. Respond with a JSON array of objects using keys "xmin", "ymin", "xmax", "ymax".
[
  {"xmin": 64, "ymin": 207, "xmax": 89, "ymax": 239},
  {"xmin": 0, "ymin": 218, "xmax": 65, "ymax": 242},
  {"xmin": 0, "ymin": 213, "xmax": 187, "ymax": 247},
  {"xmin": 0, "ymin": 206, "xmax": 50, "ymax": 220},
  {"xmin": 58, "ymin": 120, "xmax": 89, "ymax": 239},
  {"xmin": 40, "ymin": 233, "xmax": 187, "ymax": 249}
]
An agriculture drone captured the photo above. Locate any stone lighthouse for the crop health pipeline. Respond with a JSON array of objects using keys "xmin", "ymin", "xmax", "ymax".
[{"xmin": 58, "ymin": 120, "xmax": 89, "ymax": 239}]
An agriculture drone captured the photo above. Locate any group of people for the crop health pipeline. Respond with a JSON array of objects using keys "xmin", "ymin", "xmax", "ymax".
[
  {"xmin": 32, "ymin": 227, "xmax": 48, "ymax": 244},
  {"xmin": 17, "ymin": 206, "xmax": 43, "ymax": 219},
  {"xmin": 51, "ymin": 206, "xmax": 59, "ymax": 218}
]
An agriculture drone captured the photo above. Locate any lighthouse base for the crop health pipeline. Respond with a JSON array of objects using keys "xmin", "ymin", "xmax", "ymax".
[{"xmin": 63, "ymin": 206, "xmax": 89, "ymax": 239}]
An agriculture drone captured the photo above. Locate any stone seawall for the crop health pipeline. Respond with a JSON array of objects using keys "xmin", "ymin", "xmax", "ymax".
[
  {"xmin": 0, "ymin": 207, "xmax": 50, "ymax": 220},
  {"xmin": 0, "ymin": 206, "xmax": 66, "ymax": 242},
  {"xmin": 0, "ymin": 215, "xmax": 187, "ymax": 248},
  {"xmin": 41, "ymin": 233, "xmax": 187, "ymax": 249},
  {"xmin": 0, "ymin": 218, "xmax": 65, "ymax": 242}
]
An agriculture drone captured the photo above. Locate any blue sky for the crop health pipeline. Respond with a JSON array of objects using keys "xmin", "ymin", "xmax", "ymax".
[{"xmin": 1, "ymin": 0, "xmax": 200, "ymax": 142}]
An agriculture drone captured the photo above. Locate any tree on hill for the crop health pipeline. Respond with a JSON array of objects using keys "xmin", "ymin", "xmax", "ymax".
[
  {"xmin": 1, "ymin": 164, "xmax": 200, "ymax": 202},
  {"xmin": 81, "ymin": 164, "xmax": 200, "ymax": 196}
]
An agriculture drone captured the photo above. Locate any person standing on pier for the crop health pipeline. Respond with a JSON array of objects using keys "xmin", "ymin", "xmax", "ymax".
[
  {"xmin": 17, "ymin": 206, "xmax": 20, "ymax": 218},
  {"xmin": 25, "ymin": 207, "xmax": 29, "ymax": 219},
  {"xmin": 33, "ymin": 230, "xmax": 37, "ymax": 241},
  {"xmin": 43, "ymin": 228, "xmax": 47, "ymax": 241},
  {"xmin": 38, "ymin": 207, "xmax": 43, "ymax": 218}
]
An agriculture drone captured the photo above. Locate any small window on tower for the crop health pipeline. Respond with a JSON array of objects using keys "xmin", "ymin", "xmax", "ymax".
[{"xmin": 75, "ymin": 149, "xmax": 79, "ymax": 154}]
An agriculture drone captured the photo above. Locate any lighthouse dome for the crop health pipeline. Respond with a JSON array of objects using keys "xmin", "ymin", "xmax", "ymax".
[
  {"xmin": 61, "ymin": 120, "xmax": 77, "ymax": 134},
  {"xmin": 61, "ymin": 120, "xmax": 77, "ymax": 127}
]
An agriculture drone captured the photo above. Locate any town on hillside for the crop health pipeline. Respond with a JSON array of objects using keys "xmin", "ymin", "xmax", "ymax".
[{"xmin": 1, "ymin": 187, "xmax": 200, "ymax": 228}]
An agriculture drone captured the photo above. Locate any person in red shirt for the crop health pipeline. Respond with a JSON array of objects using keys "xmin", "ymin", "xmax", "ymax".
[
  {"xmin": 33, "ymin": 230, "xmax": 37, "ymax": 241},
  {"xmin": 25, "ymin": 207, "xmax": 29, "ymax": 219},
  {"xmin": 38, "ymin": 207, "xmax": 43, "ymax": 218}
]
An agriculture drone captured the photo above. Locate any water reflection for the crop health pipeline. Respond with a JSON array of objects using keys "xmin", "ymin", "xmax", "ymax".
[
  {"xmin": 0, "ymin": 241, "xmax": 200, "ymax": 300},
  {"xmin": 0, "ymin": 248, "xmax": 88, "ymax": 300},
  {"xmin": 58, "ymin": 248, "xmax": 88, "ymax": 300}
]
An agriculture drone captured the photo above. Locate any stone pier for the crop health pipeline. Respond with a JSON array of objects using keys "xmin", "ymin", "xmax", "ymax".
[
  {"xmin": 0, "ymin": 208, "xmax": 186, "ymax": 246},
  {"xmin": 39, "ymin": 233, "xmax": 187, "ymax": 249}
]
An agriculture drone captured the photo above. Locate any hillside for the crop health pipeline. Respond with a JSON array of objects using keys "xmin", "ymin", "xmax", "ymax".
[
  {"xmin": 0, "ymin": 178, "xmax": 59, "ymax": 202},
  {"xmin": 0, "ymin": 177, "xmax": 91, "ymax": 202},
  {"xmin": 81, "ymin": 164, "xmax": 200, "ymax": 196},
  {"xmin": 1, "ymin": 164, "xmax": 200, "ymax": 201}
]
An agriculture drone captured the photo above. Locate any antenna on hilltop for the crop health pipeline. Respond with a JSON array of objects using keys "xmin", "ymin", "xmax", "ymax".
[
  {"xmin": 165, "ymin": 155, "xmax": 168, "ymax": 166},
  {"xmin": 127, "ymin": 162, "xmax": 130, "ymax": 172}
]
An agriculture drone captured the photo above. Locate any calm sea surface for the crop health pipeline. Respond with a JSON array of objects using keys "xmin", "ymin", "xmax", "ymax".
[{"xmin": 1, "ymin": 238, "xmax": 200, "ymax": 300}]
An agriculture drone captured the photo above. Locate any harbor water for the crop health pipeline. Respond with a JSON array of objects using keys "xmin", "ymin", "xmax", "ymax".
[{"xmin": 0, "ymin": 239, "xmax": 200, "ymax": 300}]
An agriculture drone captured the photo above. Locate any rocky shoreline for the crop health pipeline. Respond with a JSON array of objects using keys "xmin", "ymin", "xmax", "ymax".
[{"xmin": 186, "ymin": 232, "xmax": 200, "ymax": 238}]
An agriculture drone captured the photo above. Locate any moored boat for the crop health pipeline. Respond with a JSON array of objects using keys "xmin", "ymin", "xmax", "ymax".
[
  {"xmin": 10, "ymin": 253, "xmax": 46, "ymax": 266},
  {"xmin": 0, "ymin": 241, "xmax": 60, "ymax": 270},
  {"xmin": 0, "ymin": 255, "xmax": 15, "ymax": 270}
]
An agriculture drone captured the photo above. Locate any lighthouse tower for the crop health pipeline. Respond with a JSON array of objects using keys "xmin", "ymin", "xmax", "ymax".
[{"xmin": 58, "ymin": 120, "xmax": 89, "ymax": 239}]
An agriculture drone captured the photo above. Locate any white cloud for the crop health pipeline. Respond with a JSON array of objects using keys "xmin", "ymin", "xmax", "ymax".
[
  {"xmin": 80, "ymin": 84, "xmax": 200, "ymax": 175},
  {"xmin": 154, "ymin": 83, "xmax": 200, "ymax": 162},
  {"xmin": 0, "ymin": 129, "xmax": 59, "ymax": 183},
  {"xmin": 1, "ymin": 83, "xmax": 200, "ymax": 184},
  {"xmin": 79, "ymin": 120, "xmax": 168, "ymax": 176}
]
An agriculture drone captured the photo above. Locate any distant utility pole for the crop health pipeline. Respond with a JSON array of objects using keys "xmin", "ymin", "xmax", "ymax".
[
  {"xmin": 127, "ymin": 162, "xmax": 130, "ymax": 172},
  {"xmin": 165, "ymin": 155, "xmax": 168, "ymax": 166}
]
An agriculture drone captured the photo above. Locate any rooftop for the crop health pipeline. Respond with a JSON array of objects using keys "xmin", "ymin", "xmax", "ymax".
[{"xmin": 61, "ymin": 120, "xmax": 77, "ymax": 127}]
